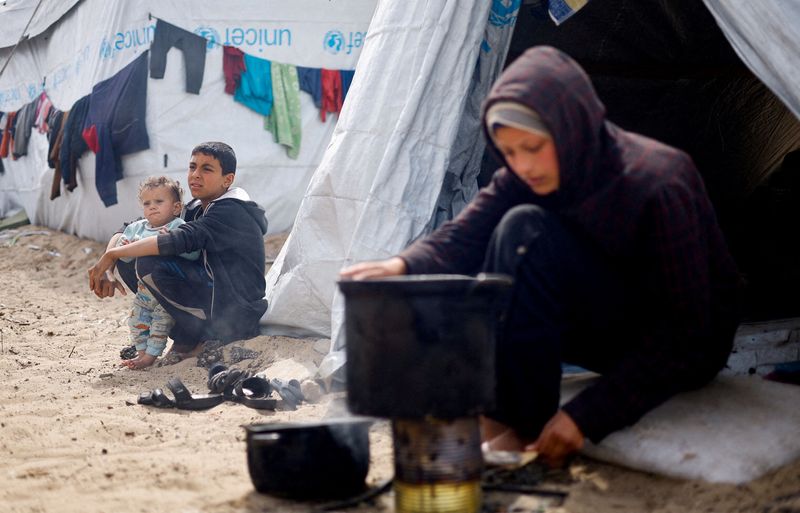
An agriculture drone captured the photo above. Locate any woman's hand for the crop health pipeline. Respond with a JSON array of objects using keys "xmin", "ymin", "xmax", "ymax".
[
  {"xmin": 339, "ymin": 257, "xmax": 407, "ymax": 280},
  {"xmin": 526, "ymin": 410, "xmax": 584, "ymax": 467}
]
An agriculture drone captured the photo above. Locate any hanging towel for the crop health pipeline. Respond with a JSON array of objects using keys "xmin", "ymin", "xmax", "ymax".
[
  {"xmin": 320, "ymin": 68, "xmax": 343, "ymax": 122},
  {"xmin": 11, "ymin": 100, "xmax": 37, "ymax": 159},
  {"xmin": 150, "ymin": 19, "xmax": 207, "ymax": 94},
  {"xmin": 340, "ymin": 69, "xmax": 355, "ymax": 102},
  {"xmin": 223, "ymin": 45, "xmax": 246, "ymax": 95},
  {"xmin": 82, "ymin": 51, "xmax": 150, "ymax": 207},
  {"xmin": 59, "ymin": 95, "xmax": 90, "ymax": 192},
  {"xmin": 234, "ymin": 53, "xmax": 273, "ymax": 116},
  {"xmin": 297, "ymin": 66, "xmax": 322, "ymax": 108},
  {"xmin": 264, "ymin": 63, "xmax": 302, "ymax": 159}
]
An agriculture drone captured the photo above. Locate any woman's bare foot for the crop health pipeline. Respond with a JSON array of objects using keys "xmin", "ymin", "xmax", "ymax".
[
  {"xmin": 157, "ymin": 343, "xmax": 205, "ymax": 367},
  {"xmin": 484, "ymin": 428, "xmax": 534, "ymax": 452},
  {"xmin": 121, "ymin": 353, "xmax": 157, "ymax": 370}
]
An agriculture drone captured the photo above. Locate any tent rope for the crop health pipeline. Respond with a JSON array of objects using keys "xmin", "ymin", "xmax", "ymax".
[{"xmin": 0, "ymin": 0, "xmax": 46, "ymax": 81}]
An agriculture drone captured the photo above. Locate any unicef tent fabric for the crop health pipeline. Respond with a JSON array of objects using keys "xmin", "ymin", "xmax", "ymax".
[{"xmin": 0, "ymin": 0, "xmax": 376, "ymax": 241}]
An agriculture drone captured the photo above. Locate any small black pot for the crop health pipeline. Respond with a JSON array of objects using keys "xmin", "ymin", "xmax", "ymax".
[{"xmin": 244, "ymin": 418, "xmax": 372, "ymax": 500}]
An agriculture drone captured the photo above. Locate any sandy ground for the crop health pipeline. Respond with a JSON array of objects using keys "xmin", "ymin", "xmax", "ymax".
[{"xmin": 1, "ymin": 225, "xmax": 799, "ymax": 513}]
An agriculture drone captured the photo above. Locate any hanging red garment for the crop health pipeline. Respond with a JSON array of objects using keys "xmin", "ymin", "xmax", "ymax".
[
  {"xmin": 223, "ymin": 45, "xmax": 246, "ymax": 95},
  {"xmin": 320, "ymin": 68, "xmax": 342, "ymax": 122},
  {"xmin": 0, "ymin": 111, "xmax": 16, "ymax": 159}
]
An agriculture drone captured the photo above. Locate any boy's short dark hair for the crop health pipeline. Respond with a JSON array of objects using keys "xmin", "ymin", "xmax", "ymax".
[{"xmin": 191, "ymin": 141, "xmax": 237, "ymax": 175}]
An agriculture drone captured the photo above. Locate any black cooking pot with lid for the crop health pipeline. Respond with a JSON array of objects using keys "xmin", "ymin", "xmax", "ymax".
[
  {"xmin": 244, "ymin": 418, "xmax": 372, "ymax": 499},
  {"xmin": 339, "ymin": 273, "xmax": 513, "ymax": 419}
]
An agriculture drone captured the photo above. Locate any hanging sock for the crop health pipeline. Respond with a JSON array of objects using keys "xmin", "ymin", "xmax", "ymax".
[
  {"xmin": 320, "ymin": 68, "xmax": 342, "ymax": 122},
  {"xmin": 234, "ymin": 54, "xmax": 273, "ymax": 116},
  {"xmin": 223, "ymin": 45, "xmax": 246, "ymax": 95},
  {"xmin": 264, "ymin": 63, "xmax": 302, "ymax": 159},
  {"xmin": 150, "ymin": 19, "xmax": 207, "ymax": 94}
]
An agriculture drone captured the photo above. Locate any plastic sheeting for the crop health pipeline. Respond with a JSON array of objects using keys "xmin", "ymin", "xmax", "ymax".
[
  {"xmin": 564, "ymin": 375, "xmax": 800, "ymax": 484},
  {"xmin": 703, "ymin": 0, "xmax": 800, "ymax": 122},
  {"xmin": 264, "ymin": 1, "xmax": 521, "ymax": 382},
  {"xmin": 0, "ymin": 0, "xmax": 376, "ymax": 241},
  {"xmin": 0, "ymin": 0, "xmax": 81, "ymax": 48}
]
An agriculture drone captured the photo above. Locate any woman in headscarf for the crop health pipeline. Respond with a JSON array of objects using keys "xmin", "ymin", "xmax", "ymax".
[{"xmin": 340, "ymin": 46, "xmax": 743, "ymax": 466}]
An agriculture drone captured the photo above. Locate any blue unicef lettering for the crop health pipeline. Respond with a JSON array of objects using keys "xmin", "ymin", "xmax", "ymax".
[
  {"xmin": 488, "ymin": 0, "xmax": 521, "ymax": 27},
  {"xmin": 323, "ymin": 30, "xmax": 345, "ymax": 55},
  {"xmin": 194, "ymin": 26, "xmax": 220, "ymax": 51},
  {"xmin": 222, "ymin": 27, "xmax": 292, "ymax": 52},
  {"xmin": 323, "ymin": 30, "xmax": 365, "ymax": 56},
  {"xmin": 113, "ymin": 24, "xmax": 156, "ymax": 53}
]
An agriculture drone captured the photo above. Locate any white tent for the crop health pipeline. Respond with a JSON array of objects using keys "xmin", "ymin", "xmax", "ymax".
[{"xmin": 0, "ymin": 0, "xmax": 376, "ymax": 240}]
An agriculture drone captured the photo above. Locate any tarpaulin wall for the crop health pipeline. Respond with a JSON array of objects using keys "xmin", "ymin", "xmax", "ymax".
[
  {"xmin": 0, "ymin": 0, "xmax": 376, "ymax": 241},
  {"xmin": 264, "ymin": 0, "xmax": 521, "ymax": 380}
]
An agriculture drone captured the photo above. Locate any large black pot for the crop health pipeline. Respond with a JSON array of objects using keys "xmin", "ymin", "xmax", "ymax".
[
  {"xmin": 244, "ymin": 418, "xmax": 372, "ymax": 499},
  {"xmin": 339, "ymin": 273, "xmax": 513, "ymax": 419}
]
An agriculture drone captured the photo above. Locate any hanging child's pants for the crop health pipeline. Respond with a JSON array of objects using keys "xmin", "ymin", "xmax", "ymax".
[{"xmin": 149, "ymin": 19, "xmax": 207, "ymax": 94}]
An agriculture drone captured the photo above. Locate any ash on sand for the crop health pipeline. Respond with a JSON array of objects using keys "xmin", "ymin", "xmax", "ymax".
[{"xmin": 1, "ymin": 225, "xmax": 799, "ymax": 513}]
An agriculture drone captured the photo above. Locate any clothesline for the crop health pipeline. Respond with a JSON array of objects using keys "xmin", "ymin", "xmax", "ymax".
[{"xmin": 146, "ymin": 13, "xmax": 355, "ymax": 71}]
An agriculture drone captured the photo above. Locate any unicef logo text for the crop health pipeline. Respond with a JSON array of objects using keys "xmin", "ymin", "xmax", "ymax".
[
  {"xmin": 194, "ymin": 26, "xmax": 220, "ymax": 51},
  {"xmin": 323, "ymin": 30, "xmax": 345, "ymax": 55}
]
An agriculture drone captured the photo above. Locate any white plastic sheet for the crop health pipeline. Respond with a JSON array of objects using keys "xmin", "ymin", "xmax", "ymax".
[
  {"xmin": 0, "ymin": 0, "xmax": 376, "ymax": 241},
  {"xmin": 564, "ymin": 375, "xmax": 800, "ymax": 484},
  {"xmin": 266, "ymin": 2, "xmax": 521, "ymax": 383},
  {"xmin": 264, "ymin": 0, "xmax": 496, "ymax": 347},
  {"xmin": 703, "ymin": 0, "xmax": 800, "ymax": 121},
  {"xmin": 0, "ymin": 0, "xmax": 80, "ymax": 48}
]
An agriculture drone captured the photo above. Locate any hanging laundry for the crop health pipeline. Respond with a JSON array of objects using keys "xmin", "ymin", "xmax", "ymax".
[
  {"xmin": 49, "ymin": 110, "xmax": 68, "ymax": 200},
  {"xmin": 0, "ymin": 111, "xmax": 17, "ymax": 159},
  {"xmin": 150, "ymin": 19, "xmax": 206, "ymax": 94},
  {"xmin": 47, "ymin": 110, "xmax": 64, "ymax": 169},
  {"xmin": 11, "ymin": 100, "xmax": 36, "ymax": 159},
  {"xmin": 340, "ymin": 69, "xmax": 355, "ymax": 102},
  {"xmin": 223, "ymin": 45, "xmax": 246, "ymax": 95},
  {"xmin": 234, "ymin": 53, "xmax": 273, "ymax": 116},
  {"xmin": 297, "ymin": 66, "xmax": 322, "ymax": 108},
  {"xmin": 82, "ymin": 51, "xmax": 150, "ymax": 207},
  {"xmin": 59, "ymin": 95, "xmax": 90, "ymax": 193},
  {"xmin": 34, "ymin": 93, "xmax": 53, "ymax": 134},
  {"xmin": 264, "ymin": 63, "xmax": 302, "ymax": 159},
  {"xmin": 320, "ymin": 68, "xmax": 343, "ymax": 122}
]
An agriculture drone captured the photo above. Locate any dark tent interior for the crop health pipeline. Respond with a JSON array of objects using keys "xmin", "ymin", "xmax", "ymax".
[{"xmin": 481, "ymin": 0, "xmax": 800, "ymax": 321}]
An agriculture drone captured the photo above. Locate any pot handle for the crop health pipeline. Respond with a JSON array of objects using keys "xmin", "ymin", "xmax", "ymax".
[
  {"xmin": 251, "ymin": 432, "xmax": 281, "ymax": 445},
  {"xmin": 468, "ymin": 273, "xmax": 513, "ymax": 296}
]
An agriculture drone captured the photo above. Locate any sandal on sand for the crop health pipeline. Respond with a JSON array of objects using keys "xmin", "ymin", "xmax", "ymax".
[
  {"xmin": 270, "ymin": 378, "xmax": 305, "ymax": 411},
  {"xmin": 165, "ymin": 377, "xmax": 226, "ymax": 411},
  {"xmin": 137, "ymin": 388, "xmax": 175, "ymax": 408},
  {"xmin": 207, "ymin": 365, "xmax": 277, "ymax": 410}
]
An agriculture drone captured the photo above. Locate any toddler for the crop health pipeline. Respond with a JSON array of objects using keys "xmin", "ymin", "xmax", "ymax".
[{"xmin": 117, "ymin": 176, "xmax": 198, "ymax": 369}]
